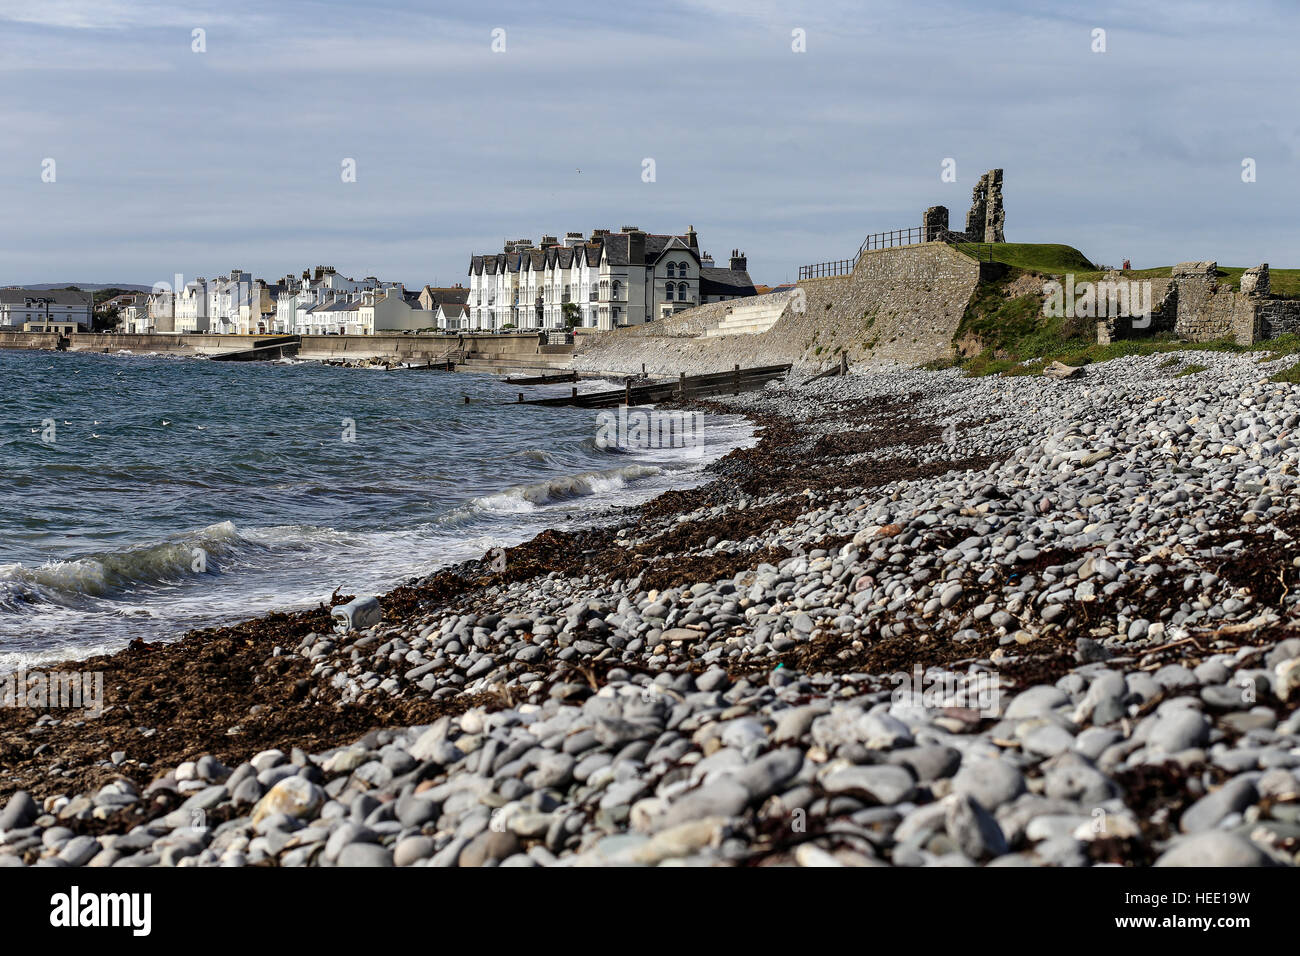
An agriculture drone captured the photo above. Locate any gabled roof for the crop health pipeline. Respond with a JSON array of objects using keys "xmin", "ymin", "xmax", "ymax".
[
  {"xmin": 602, "ymin": 234, "xmax": 629, "ymax": 265},
  {"xmin": 421, "ymin": 286, "xmax": 470, "ymax": 306},
  {"xmin": 700, "ymin": 267, "xmax": 757, "ymax": 298},
  {"xmin": 645, "ymin": 235, "xmax": 698, "ymax": 263}
]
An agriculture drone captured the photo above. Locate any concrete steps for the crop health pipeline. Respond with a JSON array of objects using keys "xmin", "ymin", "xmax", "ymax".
[{"xmin": 702, "ymin": 300, "xmax": 787, "ymax": 337}]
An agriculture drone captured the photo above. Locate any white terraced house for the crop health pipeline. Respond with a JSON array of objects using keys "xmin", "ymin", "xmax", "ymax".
[
  {"xmin": 273, "ymin": 266, "xmax": 404, "ymax": 335},
  {"xmin": 0, "ymin": 288, "xmax": 93, "ymax": 331},
  {"xmin": 205, "ymin": 269, "xmax": 253, "ymax": 334},
  {"xmin": 174, "ymin": 278, "xmax": 210, "ymax": 333},
  {"xmin": 466, "ymin": 226, "xmax": 755, "ymax": 331},
  {"xmin": 147, "ymin": 290, "xmax": 175, "ymax": 332},
  {"xmin": 121, "ymin": 294, "xmax": 152, "ymax": 333}
]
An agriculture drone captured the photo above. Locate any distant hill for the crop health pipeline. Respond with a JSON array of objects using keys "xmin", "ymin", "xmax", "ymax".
[{"xmin": 1, "ymin": 282, "xmax": 156, "ymax": 292}]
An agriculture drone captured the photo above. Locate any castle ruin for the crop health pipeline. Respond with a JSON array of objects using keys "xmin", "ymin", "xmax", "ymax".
[
  {"xmin": 964, "ymin": 169, "xmax": 1005, "ymax": 243},
  {"xmin": 916, "ymin": 169, "xmax": 1007, "ymax": 245}
]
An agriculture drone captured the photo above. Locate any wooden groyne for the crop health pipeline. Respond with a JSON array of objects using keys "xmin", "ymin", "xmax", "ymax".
[
  {"xmin": 505, "ymin": 370, "xmax": 579, "ymax": 385},
  {"xmin": 512, "ymin": 363, "xmax": 791, "ymax": 409}
]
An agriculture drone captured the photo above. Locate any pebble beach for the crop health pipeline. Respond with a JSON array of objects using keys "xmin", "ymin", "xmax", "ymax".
[{"xmin": 4, "ymin": 350, "xmax": 1300, "ymax": 868}]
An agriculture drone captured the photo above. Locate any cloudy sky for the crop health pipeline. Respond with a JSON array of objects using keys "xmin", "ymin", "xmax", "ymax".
[{"xmin": 2, "ymin": 0, "xmax": 1298, "ymax": 288}]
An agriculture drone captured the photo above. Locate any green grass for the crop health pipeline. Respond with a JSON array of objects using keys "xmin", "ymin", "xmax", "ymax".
[
  {"xmin": 1271, "ymin": 362, "xmax": 1300, "ymax": 384},
  {"xmin": 1066, "ymin": 265, "xmax": 1300, "ymax": 299},
  {"xmin": 951, "ymin": 242, "xmax": 1300, "ymax": 298},
  {"xmin": 1174, "ymin": 363, "xmax": 1209, "ymax": 378},
  {"xmin": 951, "ymin": 242, "xmax": 1096, "ymax": 273}
]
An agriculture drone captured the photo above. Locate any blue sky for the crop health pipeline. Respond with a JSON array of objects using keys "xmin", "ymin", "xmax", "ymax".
[{"xmin": 2, "ymin": 0, "xmax": 1298, "ymax": 287}]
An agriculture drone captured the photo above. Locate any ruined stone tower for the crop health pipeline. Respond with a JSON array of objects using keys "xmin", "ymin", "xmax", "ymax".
[
  {"xmin": 923, "ymin": 205, "xmax": 949, "ymax": 241},
  {"xmin": 964, "ymin": 169, "xmax": 1005, "ymax": 243}
]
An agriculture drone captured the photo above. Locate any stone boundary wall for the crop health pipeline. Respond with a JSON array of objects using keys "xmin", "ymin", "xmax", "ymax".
[
  {"xmin": 1173, "ymin": 277, "xmax": 1258, "ymax": 344},
  {"xmin": 1258, "ymin": 301, "xmax": 1300, "ymax": 339}
]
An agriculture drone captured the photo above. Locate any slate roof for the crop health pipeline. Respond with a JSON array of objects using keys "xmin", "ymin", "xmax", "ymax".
[
  {"xmin": 0, "ymin": 288, "xmax": 93, "ymax": 307},
  {"xmin": 310, "ymin": 299, "xmax": 360, "ymax": 313},
  {"xmin": 700, "ymin": 267, "xmax": 757, "ymax": 298},
  {"xmin": 471, "ymin": 233, "xmax": 698, "ymax": 273}
]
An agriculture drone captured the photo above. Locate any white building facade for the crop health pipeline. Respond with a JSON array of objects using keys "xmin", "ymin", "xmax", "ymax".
[
  {"xmin": 466, "ymin": 226, "xmax": 754, "ymax": 331},
  {"xmin": 0, "ymin": 289, "xmax": 93, "ymax": 330}
]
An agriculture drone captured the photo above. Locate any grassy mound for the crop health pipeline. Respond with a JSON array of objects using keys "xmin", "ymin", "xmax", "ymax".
[{"xmin": 950, "ymin": 242, "xmax": 1096, "ymax": 273}]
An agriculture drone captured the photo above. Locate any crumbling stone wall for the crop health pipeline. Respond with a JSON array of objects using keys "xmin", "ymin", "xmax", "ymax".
[
  {"xmin": 1095, "ymin": 275, "xmax": 1176, "ymax": 345},
  {"xmin": 1171, "ymin": 262, "xmax": 1257, "ymax": 345},
  {"xmin": 923, "ymin": 206, "xmax": 949, "ymax": 241},
  {"xmin": 1241, "ymin": 264, "xmax": 1270, "ymax": 296},
  {"xmin": 964, "ymin": 169, "xmax": 1005, "ymax": 243},
  {"xmin": 1258, "ymin": 300, "xmax": 1300, "ymax": 338},
  {"xmin": 1099, "ymin": 261, "xmax": 1290, "ymax": 348}
]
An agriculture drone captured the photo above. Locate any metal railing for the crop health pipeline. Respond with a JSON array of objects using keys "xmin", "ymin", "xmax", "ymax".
[
  {"xmin": 948, "ymin": 241, "xmax": 995, "ymax": 264},
  {"xmin": 799, "ymin": 259, "xmax": 856, "ymax": 280},
  {"xmin": 857, "ymin": 225, "xmax": 936, "ymax": 256},
  {"xmin": 798, "ymin": 224, "xmax": 945, "ymax": 280}
]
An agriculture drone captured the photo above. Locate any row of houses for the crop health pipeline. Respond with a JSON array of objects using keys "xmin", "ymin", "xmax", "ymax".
[
  {"xmin": 100, "ymin": 268, "xmax": 471, "ymax": 336},
  {"xmin": 466, "ymin": 225, "xmax": 756, "ymax": 331},
  {"xmin": 4, "ymin": 225, "xmax": 759, "ymax": 336}
]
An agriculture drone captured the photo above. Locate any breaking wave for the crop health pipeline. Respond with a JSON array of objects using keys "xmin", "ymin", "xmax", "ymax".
[
  {"xmin": 0, "ymin": 521, "xmax": 249, "ymax": 610},
  {"xmin": 470, "ymin": 464, "xmax": 664, "ymax": 513}
]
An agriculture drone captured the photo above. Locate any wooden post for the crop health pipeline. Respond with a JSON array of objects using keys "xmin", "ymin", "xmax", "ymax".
[
  {"xmin": 679, "ymin": 371, "xmax": 686, "ymax": 398},
  {"xmin": 463, "ymin": 394, "xmax": 470, "ymax": 404},
  {"xmin": 625, "ymin": 379, "xmax": 632, "ymax": 406},
  {"xmin": 571, "ymin": 386, "xmax": 578, "ymax": 400},
  {"xmin": 517, "ymin": 392, "xmax": 523, "ymax": 403},
  {"xmin": 733, "ymin": 363, "xmax": 740, "ymax": 396},
  {"xmin": 641, "ymin": 362, "xmax": 646, "ymax": 377},
  {"xmin": 840, "ymin": 351, "xmax": 848, "ymax": 375}
]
